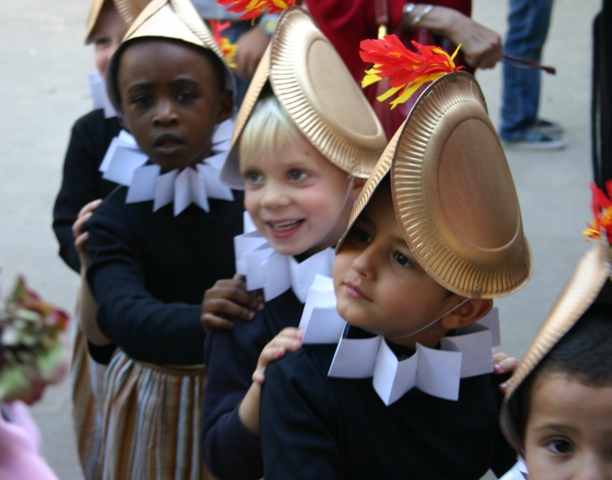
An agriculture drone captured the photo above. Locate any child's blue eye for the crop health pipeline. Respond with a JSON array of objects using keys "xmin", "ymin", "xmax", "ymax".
[
  {"xmin": 547, "ymin": 438, "xmax": 573, "ymax": 455},
  {"xmin": 95, "ymin": 37, "xmax": 110, "ymax": 47},
  {"xmin": 244, "ymin": 171, "xmax": 263, "ymax": 184},
  {"xmin": 394, "ymin": 252, "xmax": 413, "ymax": 268},
  {"xmin": 288, "ymin": 169, "xmax": 307, "ymax": 181}
]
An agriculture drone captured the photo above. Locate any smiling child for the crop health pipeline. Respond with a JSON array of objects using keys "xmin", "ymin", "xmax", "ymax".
[{"xmin": 200, "ymin": 7, "xmax": 387, "ymax": 479}]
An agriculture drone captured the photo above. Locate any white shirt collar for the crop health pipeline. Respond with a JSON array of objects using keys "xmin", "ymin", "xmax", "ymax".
[
  {"xmin": 499, "ymin": 459, "xmax": 528, "ymax": 480},
  {"xmin": 98, "ymin": 119, "xmax": 235, "ymax": 215},
  {"xmin": 299, "ymin": 275, "xmax": 502, "ymax": 405},
  {"xmin": 89, "ymin": 72, "xmax": 116, "ymax": 119},
  {"xmin": 234, "ymin": 213, "xmax": 335, "ymax": 302}
]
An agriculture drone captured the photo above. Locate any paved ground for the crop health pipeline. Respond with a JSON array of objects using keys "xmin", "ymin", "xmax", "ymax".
[{"xmin": 0, "ymin": 0, "xmax": 602, "ymax": 478}]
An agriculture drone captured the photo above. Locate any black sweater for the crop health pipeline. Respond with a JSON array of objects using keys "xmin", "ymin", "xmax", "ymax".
[
  {"xmin": 85, "ymin": 186, "xmax": 244, "ymax": 365},
  {"xmin": 260, "ymin": 343, "xmax": 515, "ymax": 480},
  {"xmin": 53, "ymin": 109, "xmax": 121, "ymax": 272}
]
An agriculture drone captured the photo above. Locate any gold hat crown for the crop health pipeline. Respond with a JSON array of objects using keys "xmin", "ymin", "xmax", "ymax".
[
  {"xmin": 500, "ymin": 182, "xmax": 612, "ymax": 453},
  {"xmin": 105, "ymin": 0, "xmax": 234, "ymax": 111},
  {"xmin": 220, "ymin": 6, "xmax": 387, "ymax": 189},
  {"xmin": 340, "ymin": 72, "xmax": 532, "ymax": 299}
]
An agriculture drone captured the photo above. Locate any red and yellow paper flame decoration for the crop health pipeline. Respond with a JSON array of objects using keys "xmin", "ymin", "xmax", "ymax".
[
  {"xmin": 210, "ymin": 20, "xmax": 237, "ymax": 68},
  {"xmin": 217, "ymin": 0, "xmax": 295, "ymax": 20},
  {"xmin": 360, "ymin": 36, "xmax": 463, "ymax": 110},
  {"xmin": 583, "ymin": 180, "xmax": 612, "ymax": 242}
]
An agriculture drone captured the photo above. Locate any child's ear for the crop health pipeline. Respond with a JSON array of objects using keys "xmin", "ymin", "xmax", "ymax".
[
  {"xmin": 216, "ymin": 90, "xmax": 234, "ymax": 124},
  {"xmin": 117, "ymin": 113, "xmax": 128, "ymax": 131},
  {"xmin": 349, "ymin": 177, "xmax": 366, "ymax": 201},
  {"xmin": 440, "ymin": 298, "xmax": 493, "ymax": 331}
]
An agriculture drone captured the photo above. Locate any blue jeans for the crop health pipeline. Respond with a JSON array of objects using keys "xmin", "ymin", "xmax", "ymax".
[{"xmin": 500, "ymin": 0, "xmax": 554, "ymax": 141}]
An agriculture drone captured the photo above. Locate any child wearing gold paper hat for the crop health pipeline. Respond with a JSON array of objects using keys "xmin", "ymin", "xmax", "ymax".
[
  {"xmin": 50, "ymin": 2, "xmax": 148, "ymax": 478},
  {"xmin": 82, "ymin": 0, "xmax": 242, "ymax": 478},
  {"xmin": 500, "ymin": 184, "xmax": 612, "ymax": 480},
  {"xmin": 53, "ymin": 0, "xmax": 149, "ymax": 273},
  {"xmin": 200, "ymin": 6, "xmax": 388, "ymax": 479},
  {"xmin": 258, "ymin": 64, "xmax": 533, "ymax": 477}
]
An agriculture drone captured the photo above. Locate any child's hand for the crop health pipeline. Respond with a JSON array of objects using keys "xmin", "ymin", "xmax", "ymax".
[
  {"xmin": 200, "ymin": 274, "xmax": 264, "ymax": 331},
  {"xmin": 238, "ymin": 327, "xmax": 304, "ymax": 435},
  {"xmin": 252, "ymin": 327, "xmax": 304, "ymax": 385},
  {"xmin": 493, "ymin": 352, "xmax": 518, "ymax": 393},
  {"xmin": 73, "ymin": 199, "xmax": 102, "ymax": 270}
]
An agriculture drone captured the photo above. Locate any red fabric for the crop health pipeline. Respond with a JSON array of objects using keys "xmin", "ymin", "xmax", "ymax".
[
  {"xmin": 303, "ymin": 0, "xmax": 472, "ymax": 138},
  {"xmin": 304, "ymin": 0, "xmax": 470, "ymax": 85}
]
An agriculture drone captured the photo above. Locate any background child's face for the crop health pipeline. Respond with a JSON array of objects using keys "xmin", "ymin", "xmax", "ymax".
[
  {"xmin": 241, "ymin": 137, "xmax": 360, "ymax": 257},
  {"xmin": 89, "ymin": 1, "xmax": 128, "ymax": 76},
  {"xmin": 524, "ymin": 372, "xmax": 612, "ymax": 480},
  {"xmin": 333, "ymin": 186, "xmax": 458, "ymax": 348},
  {"xmin": 118, "ymin": 40, "xmax": 232, "ymax": 171}
]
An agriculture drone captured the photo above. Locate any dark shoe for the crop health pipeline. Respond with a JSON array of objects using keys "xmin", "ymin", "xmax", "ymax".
[
  {"xmin": 532, "ymin": 118, "xmax": 563, "ymax": 136},
  {"xmin": 502, "ymin": 129, "xmax": 566, "ymax": 151}
]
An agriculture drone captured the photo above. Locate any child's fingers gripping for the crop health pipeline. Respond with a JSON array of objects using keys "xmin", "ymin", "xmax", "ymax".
[
  {"xmin": 201, "ymin": 312, "xmax": 235, "ymax": 331},
  {"xmin": 230, "ymin": 274, "xmax": 264, "ymax": 311},
  {"xmin": 493, "ymin": 352, "xmax": 518, "ymax": 393},
  {"xmin": 202, "ymin": 277, "xmax": 262, "ymax": 321},
  {"xmin": 75, "ymin": 232, "xmax": 93, "ymax": 269},
  {"xmin": 72, "ymin": 198, "xmax": 102, "ymax": 239},
  {"xmin": 72, "ymin": 212, "xmax": 92, "ymax": 239},
  {"xmin": 252, "ymin": 328, "xmax": 304, "ymax": 385},
  {"xmin": 79, "ymin": 198, "xmax": 103, "ymax": 218},
  {"xmin": 493, "ymin": 352, "xmax": 518, "ymax": 375}
]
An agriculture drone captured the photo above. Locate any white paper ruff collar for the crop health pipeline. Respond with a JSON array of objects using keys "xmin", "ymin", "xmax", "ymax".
[
  {"xmin": 499, "ymin": 459, "xmax": 528, "ymax": 480},
  {"xmin": 98, "ymin": 119, "xmax": 235, "ymax": 216},
  {"xmin": 234, "ymin": 213, "xmax": 335, "ymax": 303},
  {"xmin": 299, "ymin": 275, "xmax": 502, "ymax": 405},
  {"xmin": 89, "ymin": 72, "xmax": 116, "ymax": 119}
]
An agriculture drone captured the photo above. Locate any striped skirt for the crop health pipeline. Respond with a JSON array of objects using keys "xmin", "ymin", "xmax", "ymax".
[
  {"xmin": 99, "ymin": 350, "xmax": 208, "ymax": 480},
  {"xmin": 70, "ymin": 320, "xmax": 107, "ymax": 480}
]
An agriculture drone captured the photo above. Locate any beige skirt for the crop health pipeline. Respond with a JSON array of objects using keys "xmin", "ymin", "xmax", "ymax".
[
  {"xmin": 99, "ymin": 350, "xmax": 208, "ymax": 480},
  {"xmin": 70, "ymin": 321, "xmax": 107, "ymax": 480}
]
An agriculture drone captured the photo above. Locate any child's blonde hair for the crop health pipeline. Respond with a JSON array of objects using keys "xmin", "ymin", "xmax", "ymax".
[{"xmin": 239, "ymin": 90, "xmax": 305, "ymax": 167}]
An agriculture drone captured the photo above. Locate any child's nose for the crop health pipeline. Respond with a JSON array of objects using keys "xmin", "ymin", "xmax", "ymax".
[
  {"xmin": 351, "ymin": 244, "xmax": 378, "ymax": 279},
  {"xmin": 260, "ymin": 182, "xmax": 291, "ymax": 210},
  {"xmin": 153, "ymin": 99, "xmax": 178, "ymax": 126},
  {"xmin": 575, "ymin": 453, "xmax": 611, "ymax": 480}
]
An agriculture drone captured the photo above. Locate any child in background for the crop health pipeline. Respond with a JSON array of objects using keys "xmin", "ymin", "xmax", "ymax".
[
  {"xmin": 84, "ymin": 0, "xmax": 242, "ymax": 477},
  {"xmin": 259, "ymin": 70, "xmax": 532, "ymax": 479},
  {"xmin": 500, "ymin": 192, "xmax": 612, "ymax": 480},
  {"xmin": 200, "ymin": 7, "xmax": 387, "ymax": 479},
  {"xmin": 53, "ymin": 0, "xmax": 134, "ymax": 272},
  {"xmin": 50, "ymin": 2, "xmax": 145, "ymax": 478}
]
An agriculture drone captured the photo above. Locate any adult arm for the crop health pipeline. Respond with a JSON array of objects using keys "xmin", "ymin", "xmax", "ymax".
[{"xmin": 401, "ymin": 4, "xmax": 502, "ymax": 69}]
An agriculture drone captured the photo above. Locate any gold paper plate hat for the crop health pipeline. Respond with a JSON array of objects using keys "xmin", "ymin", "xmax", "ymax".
[
  {"xmin": 114, "ymin": 0, "xmax": 153, "ymax": 25},
  {"xmin": 339, "ymin": 71, "xmax": 532, "ymax": 299},
  {"xmin": 500, "ymin": 237, "xmax": 612, "ymax": 453},
  {"xmin": 85, "ymin": 0, "xmax": 114, "ymax": 44},
  {"xmin": 105, "ymin": 0, "xmax": 234, "ymax": 111},
  {"xmin": 220, "ymin": 6, "xmax": 387, "ymax": 189},
  {"xmin": 85, "ymin": 0, "xmax": 150, "ymax": 44}
]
